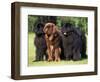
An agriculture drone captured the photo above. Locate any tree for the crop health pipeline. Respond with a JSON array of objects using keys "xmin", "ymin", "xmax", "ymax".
[{"xmin": 28, "ymin": 15, "xmax": 88, "ymax": 34}]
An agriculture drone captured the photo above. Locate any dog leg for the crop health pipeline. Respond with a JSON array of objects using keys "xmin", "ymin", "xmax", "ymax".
[
  {"xmin": 73, "ymin": 49, "xmax": 81, "ymax": 61},
  {"xmin": 47, "ymin": 49, "xmax": 53, "ymax": 61},
  {"xmin": 54, "ymin": 48, "xmax": 61, "ymax": 61},
  {"xmin": 33, "ymin": 49, "xmax": 40, "ymax": 62}
]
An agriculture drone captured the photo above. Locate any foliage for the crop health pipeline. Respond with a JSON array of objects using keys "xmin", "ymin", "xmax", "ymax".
[
  {"xmin": 28, "ymin": 15, "xmax": 88, "ymax": 34},
  {"xmin": 28, "ymin": 15, "xmax": 38, "ymax": 32}
]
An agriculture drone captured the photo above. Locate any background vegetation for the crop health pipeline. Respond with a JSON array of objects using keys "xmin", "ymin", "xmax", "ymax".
[
  {"xmin": 28, "ymin": 15, "xmax": 88, "ymax": 66},
  {"xmin": 28, "ymin": 15, "xmax": 88, "ymax": 34}
]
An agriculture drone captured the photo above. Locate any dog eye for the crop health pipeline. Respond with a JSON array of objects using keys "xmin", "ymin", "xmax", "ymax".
[
  {"xmin": 52, "ymin": 25, "xmax": 54, "ymax": 27},
  {"xmin": 47, "ymin": 26, "xmax": 50, "ymax": 28}
]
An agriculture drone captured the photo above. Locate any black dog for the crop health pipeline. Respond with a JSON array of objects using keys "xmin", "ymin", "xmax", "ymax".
[
  {"xmin": 33, "ymin": 23, "xmax": 47, "ymax": 61},
  {"xmin": 61, "ymin": 23, "xmax": 82, "ymax": 61}
]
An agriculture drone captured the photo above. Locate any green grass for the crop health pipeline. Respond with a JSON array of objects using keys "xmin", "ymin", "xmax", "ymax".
[{"xmin": 28, "ymin": 32, "xmax": 88, "ymax": 66}]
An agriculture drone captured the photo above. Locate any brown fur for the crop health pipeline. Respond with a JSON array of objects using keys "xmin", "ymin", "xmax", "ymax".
[{"xmin": 43, "ymin": 23, "xmax": 61, "ymax": 61}]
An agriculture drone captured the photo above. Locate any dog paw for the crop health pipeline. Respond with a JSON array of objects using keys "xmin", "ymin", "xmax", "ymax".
[{"xmin": 48, "ymin": 58, "xmax": 53, "ymax": 62}]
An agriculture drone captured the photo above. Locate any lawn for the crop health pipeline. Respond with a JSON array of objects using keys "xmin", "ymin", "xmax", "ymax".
[{"xmin": 28, "ymin": 32, "xmax": 88, "ymax": 66}]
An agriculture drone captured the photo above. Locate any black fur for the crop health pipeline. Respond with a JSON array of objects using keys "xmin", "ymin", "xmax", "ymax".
[
  {"xmin": 33, "ymin": 23, "xmax": 47, "ymax": 61},
  {"xmin": 81, "ymin": 31, "xmax": 87, "ymax": 59},
  {"xmin": 61, "ymin": 23, "xmax": 83, "ymax": 61}
]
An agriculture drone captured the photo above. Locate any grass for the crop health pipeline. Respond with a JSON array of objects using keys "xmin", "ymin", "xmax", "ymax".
[{"xmin": 28, "ymin": 32, "xmax": 88, "ymax": 66}]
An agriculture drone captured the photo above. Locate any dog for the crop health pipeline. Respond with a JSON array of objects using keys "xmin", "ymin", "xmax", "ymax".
[
  {"xmin": 33, "ymin": 23, "xmax": 47, "ymax": 61},
  {"xmin": 43, "ymin": 23, "xmax": 61, "ymax": 61},
  {"xmin": 61, "ymin": 23, "xmax": 82, "ymax": 61},
  {"xmin": 81, "ymin": 31, "xmax": 87, "ymax": 59}
]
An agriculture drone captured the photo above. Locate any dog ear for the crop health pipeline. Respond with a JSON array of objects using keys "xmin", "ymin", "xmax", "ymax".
[
  {"xmin": 52, "ymin": 25, "xmax": 57, "ymax": 34},
  {"xmin": 43, "ymin": 25, "xmax": 48, "ymax": 33}
]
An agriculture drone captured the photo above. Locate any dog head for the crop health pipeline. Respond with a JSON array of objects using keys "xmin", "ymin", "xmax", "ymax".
[
  {"xmin": 33, "ymin": 23, "xmax": 44, "ymax": 36},
  {"xmin": 43, "ymin": 23, "xmax": 57, "ymax": 35},
  {"xmin": 61, "ymin": 23, "xmax": 82, "ymax": 37},
  {"xmin": 61, "ymin": 23, "xmax": 74, "ymax": 36}
]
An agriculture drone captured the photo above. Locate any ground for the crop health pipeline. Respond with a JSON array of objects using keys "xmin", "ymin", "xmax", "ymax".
[{"xmin": 28, "ymin": 32, "xmax": 88, "ymax": 66}]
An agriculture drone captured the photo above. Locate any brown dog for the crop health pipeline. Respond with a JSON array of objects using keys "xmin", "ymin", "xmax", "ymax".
[{"xmin": 43, "ymin": 23, "xmax": 61, "ymax": 61}]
